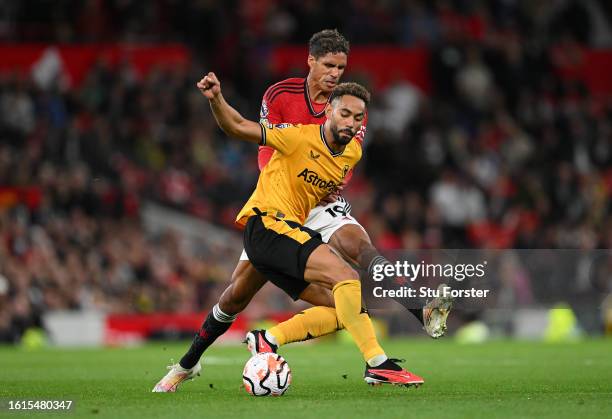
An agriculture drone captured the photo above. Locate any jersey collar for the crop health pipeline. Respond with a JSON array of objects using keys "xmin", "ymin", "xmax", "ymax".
[
  {"xmin": 320, "ymin": 125, "xmax": 344, "ymax": 157},
  {"xmin": 305, "ymin": 78, "xmax": 329, "ymax": 118}
]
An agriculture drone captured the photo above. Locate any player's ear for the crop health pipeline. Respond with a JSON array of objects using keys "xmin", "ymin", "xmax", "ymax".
[{"xmin": 307, "ymin": 55, "xmax": 316, "ymax": 70}]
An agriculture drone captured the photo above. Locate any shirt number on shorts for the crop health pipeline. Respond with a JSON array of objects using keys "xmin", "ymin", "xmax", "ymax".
[{"xmin": 325, "ymin": 204, "xmax": 349, "ymax": 218}]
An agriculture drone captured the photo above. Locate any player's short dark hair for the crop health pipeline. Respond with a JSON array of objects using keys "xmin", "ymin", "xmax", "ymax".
[
  {"xmin": 330, "ymin": 82, "xmax": 370, "ymax": 106},
  {"xmin": 308, "ymin": 29, "xmax": 350, "ymax": 58}
]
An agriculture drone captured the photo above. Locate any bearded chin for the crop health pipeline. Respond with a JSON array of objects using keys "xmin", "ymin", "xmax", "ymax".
[{"xmin": 332, "ymin": 129, "xmax": 351, "ymax": 145}]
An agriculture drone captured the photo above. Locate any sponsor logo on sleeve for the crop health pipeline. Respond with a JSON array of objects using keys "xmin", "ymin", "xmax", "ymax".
[{"xmin": 260, "ymin": 99, "xmax": 269, "ymax": 119}]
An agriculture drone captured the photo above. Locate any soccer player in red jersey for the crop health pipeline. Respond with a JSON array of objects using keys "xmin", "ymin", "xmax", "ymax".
[{"xmin": 153, "ymin": 30, "xmax": 450, "ymax": 392}]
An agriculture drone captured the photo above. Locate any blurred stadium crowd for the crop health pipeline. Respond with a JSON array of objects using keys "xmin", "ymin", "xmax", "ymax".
[{"xmin": 1, "ymin": 0, "xmax": 611, "ymax": 342}]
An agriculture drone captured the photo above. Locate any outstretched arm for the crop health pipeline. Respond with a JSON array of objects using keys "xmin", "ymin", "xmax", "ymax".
[{"xmin": 197, "ymin": 72, "xmax": 262, "ymax": 144}]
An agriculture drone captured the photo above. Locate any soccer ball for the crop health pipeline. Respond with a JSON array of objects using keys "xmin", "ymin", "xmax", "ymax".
[{"xmin": 242, "ymin": 352, "xmax": 291, "ymax": 396}]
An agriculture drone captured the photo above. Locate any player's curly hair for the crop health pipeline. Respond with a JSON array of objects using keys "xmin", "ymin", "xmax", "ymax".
[
  {"xmin": 330, "ymin": 82, "xmax": 370, "ymax": 106},
  {"xmin": 309, "ymin": 29, "xmax": 350, "ymax": 58}
]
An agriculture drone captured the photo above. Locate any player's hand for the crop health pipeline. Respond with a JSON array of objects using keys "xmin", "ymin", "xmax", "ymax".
[
  {"xmin": 318, "ymin": 182, "xmax": 345, "ymax": 205},
  {"xmin": 197, "ymin": 72, "xmax": 221, "ymax": 99}
]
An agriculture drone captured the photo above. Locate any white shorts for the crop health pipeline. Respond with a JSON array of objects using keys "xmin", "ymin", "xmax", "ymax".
[{"xmin": 239, "ymin": 196, "xmax": 365, "ymax": 261}]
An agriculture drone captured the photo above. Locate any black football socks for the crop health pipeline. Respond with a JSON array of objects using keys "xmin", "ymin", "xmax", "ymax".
[
  {"xmin": 367, "ymin": 255, "xmax": 424, "ymax": 324},
  {"xmin": 179, "ymin": 304, "xmax": 236, "ymax": 369}
]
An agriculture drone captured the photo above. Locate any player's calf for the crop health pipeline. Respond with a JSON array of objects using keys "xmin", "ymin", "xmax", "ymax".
[
  {"xmin": 179, "ymin": 303, "xmax": 237, "ymax": 370},
  {"xmin": 218, "ymin": 260, "xmax": 268, "ymax": 314},
  {"xmin": 331, "ymin": 224, "xmax": 453, "ymax": 336}
]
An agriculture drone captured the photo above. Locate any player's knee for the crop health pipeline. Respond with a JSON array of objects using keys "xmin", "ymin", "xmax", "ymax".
[{"xmin": 326, "ymin": 264, "xmax": 359, "ymax": 286}]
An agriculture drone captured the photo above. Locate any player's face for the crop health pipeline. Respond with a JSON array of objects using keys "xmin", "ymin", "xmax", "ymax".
[
  {"xmin": 307, "ymin": 53, "xmax": 348, "ymax": 92},
  {"xmin": 326, "ymin": 95, "xmax": 366, "ymax": 145}
]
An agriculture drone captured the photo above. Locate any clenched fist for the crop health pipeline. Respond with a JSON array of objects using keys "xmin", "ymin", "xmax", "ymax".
[{"xmin": 196, "ymin": 72, "xmax": 221, "ymax": 99}]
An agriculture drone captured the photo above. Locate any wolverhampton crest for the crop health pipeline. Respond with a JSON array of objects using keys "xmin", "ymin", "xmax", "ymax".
[{"xmin": 342, "ymin": 164, "xmax": 350, "ymax": 179}]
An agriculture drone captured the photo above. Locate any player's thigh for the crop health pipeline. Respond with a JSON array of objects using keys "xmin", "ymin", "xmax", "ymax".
[
  {"xmin": 303, "ymin": 244, "xmax": 358, "ymax": 289},
  {"xmin": 219, "ymin": 260, "xmax": 267, "ymax": 313},
  {"xmin": 298, "ymin": 283, "xmax": 335, "ymax": 307},
  {"xmin": 327, "ymin": 223, "xmax": 374, "ymax": 267}
]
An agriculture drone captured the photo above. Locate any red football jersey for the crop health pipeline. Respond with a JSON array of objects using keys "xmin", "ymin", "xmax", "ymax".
[{"xmin": 258, "ymin": 77, "xmax": 366, "ymax": 170}]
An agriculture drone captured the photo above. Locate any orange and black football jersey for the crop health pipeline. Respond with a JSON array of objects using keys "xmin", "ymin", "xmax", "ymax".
[
  {"xmin": 236, "ymin": 123, "xmax": 362, "ymax": 227},
  {"xmin": 258, "ymin": 77, "xmax": 366, "ymax": 170}
]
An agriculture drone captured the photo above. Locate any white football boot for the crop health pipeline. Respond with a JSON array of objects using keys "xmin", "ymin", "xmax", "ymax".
[
  {"xmin": 423, "ymin": 284, "xmax": 454, "ymax": 338},
  {"xmin": 152, "ymin": 361, "xmax": 202, "ymax": 392}
]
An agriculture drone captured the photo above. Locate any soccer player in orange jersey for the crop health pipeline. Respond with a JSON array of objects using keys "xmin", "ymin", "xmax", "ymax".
[{"xmin": 153, "ymin": 30, "xmax": 450, "ymax": 393}]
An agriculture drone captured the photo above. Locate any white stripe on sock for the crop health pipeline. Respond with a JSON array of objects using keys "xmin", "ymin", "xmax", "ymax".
[
  {"xmin": 212, "ymin": 304, "xmax": 237, "ymax": 323},
  {"xmin": 368, "ymin": 255, "xmax": 389, "ymax": 275},
  {"xmin": 367, "ymin": 354, "xmax": 388, "ymax": 367}
]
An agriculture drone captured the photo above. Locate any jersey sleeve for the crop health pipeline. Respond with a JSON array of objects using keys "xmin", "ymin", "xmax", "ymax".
[
  {"xmin": 259, "ymin": 90, "xmax": 283, "ymax": 125},
  {"xmin": 258, "ymin": 89, "xmax": 284, "ymax": 170},
  {"xmin": 259, "ymin": 123, "xmax": 302, "ymax": 155}
]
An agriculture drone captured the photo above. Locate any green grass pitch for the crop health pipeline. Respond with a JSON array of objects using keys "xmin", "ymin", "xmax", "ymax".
[{"xmin": 1, "ymin": 339, "xmax": 611, "ymax": 419}]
